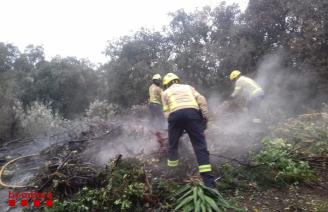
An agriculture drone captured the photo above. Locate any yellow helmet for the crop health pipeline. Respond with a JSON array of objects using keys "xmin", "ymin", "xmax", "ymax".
[
  {"xmin": 163, "ymin": 73, "xmax": 180, "ymax": 86},
  {"xmin": 229, "ymin": 70, "xmax": 241, "ymax": 81},
  {"xmin": 152, "ymin": 74, "xmax": 161, "ymax": 80}
]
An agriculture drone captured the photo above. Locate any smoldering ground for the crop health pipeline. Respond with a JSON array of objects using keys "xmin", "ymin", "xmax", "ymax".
[{"xmin": 82, "ymin": 115, "xmax": 161, "ymax": 165}]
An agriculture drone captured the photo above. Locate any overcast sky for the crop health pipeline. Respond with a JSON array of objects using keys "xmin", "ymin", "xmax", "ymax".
[{"xmin": 0, "ymin": 0, "xmax": 248, "ymax": 64}]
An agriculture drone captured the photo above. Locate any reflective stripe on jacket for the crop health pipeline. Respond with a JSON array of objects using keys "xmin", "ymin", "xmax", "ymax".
[
  {"xmin": 162, "ymin": 84, "xmax": 209, "ymax": 120},
  {"xmin": 149, "ymin": 84, "xmax": 163, "ymax": 104},
  {"xmin": 231, "ymin": 76, "xmax": 263, "ymax": 100}
]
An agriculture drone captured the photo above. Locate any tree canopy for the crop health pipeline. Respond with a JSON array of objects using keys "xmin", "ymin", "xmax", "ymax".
[{"xmin": 0, "ymin": 0, "xmax": 327, "ymax": 131}]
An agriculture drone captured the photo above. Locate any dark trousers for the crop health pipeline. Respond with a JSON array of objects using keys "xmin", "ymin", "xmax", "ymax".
[
  {"xmin": 168, "ymin": 108, "xmax": 215, "ymax": 187},
  {"xmin": 149, "ymin": 103, "xmax": 165, "ymax": 129},
  {"xmin": 168, "ymin": 108, "xmax": 208, "ymax": 164}
]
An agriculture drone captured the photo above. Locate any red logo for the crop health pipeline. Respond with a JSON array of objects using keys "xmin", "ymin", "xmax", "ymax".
[
  {"xmin": 45, "ymin": 200, "xmax": 53, "ymax": 207},
  {"xmin": 8, "ymin": 191, "xmax": 53, "ymax": 207},
  {"xmin": 8, "ymin": 199, "xmax": 16, "ymax": 207},
  {"xmin": 21, "ymin": 200, "xmax": 28, "ymax": 206},
  {"xmin": 34, "ymin": 199, "xmax": 41, "ymax": 207}
]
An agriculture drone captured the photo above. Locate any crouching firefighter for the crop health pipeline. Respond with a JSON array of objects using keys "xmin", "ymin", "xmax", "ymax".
[
  {"xmin": 149, "ymin": 74, "xmax": 165, "ymax": 127},
  {"xmin": 161, "ymin": 73, "xmax": 216, "ymax": 188},
  {"xmin": 230, "ymin": 70, "xmax": 264, "ymax": 123}
]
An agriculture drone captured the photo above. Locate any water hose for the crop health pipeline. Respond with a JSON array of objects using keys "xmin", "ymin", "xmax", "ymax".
[{"xmin": 0, "ymin": 154, "xmax": 38, "ymax": 189}]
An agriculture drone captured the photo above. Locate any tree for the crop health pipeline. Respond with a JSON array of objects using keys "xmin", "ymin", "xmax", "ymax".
[
  {"xmin": 0, "ymin": 42, "xmax": 20, "ymax": 72},
  {"xmin": 102, "ymin": 29, "xmax": 172, "ymax": 107}
]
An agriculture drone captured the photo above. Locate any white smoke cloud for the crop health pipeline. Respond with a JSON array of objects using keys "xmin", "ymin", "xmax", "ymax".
[{"xmin": 205, "ymin": 50, "xmax": 317, "ymax": 160}]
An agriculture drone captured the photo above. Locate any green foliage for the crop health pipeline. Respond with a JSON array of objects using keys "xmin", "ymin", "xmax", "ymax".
[
  {"xmin": 314, "ymin": 201, "xmax": 328, "ymax": 212},
  {"xmin": 0, "ymin": 69, "xmax": 22, "ymax": 141},
  {"xmin": 252, "ymin": 138, "xmax": 316, "ymax": 184},
  {"xmin": 27, "ymin": 57, "xmax": 100, "ymax": 118},
  {"xmin": 152, "ymin": 177, "xmax": 177, "ymax": 209},
  {"xmin": 45, "ymin": 188, "xmax": 106, "ymax": 212},
  {"xmin": 85, "ymin": 99, "xmax": 120, "ymax": 120},
  {"xmin": 311, "ymin": 141, "xmax": 328, "ymax": 156},
  {"xmin": 273, "ymin": 114, "xmax": 328, "ymax": 157},
  {"xmin": 47, "ymin": 158, "xmax": 178, "ymax": 211},
  {"xmin": 17, "ymin": 101, "xmax": 69, "ymax": 136},
  {"xmin": 0, "ymin": 42, "xmax": 20, "ymax": 72},
  {"xmin": 1, "ymin": 0, "xmax": 328, "ymax": 124},
  {"xmin": 103, "ymin": 29, "xmax": 172, "ymax": 107},
  {"xmin": 217, "ymin": 163, "xmax": 249, "ymax": 191},
  {"xmin": 174, "ymin": 182, "xmax": 241, "ymax": 211},
  {"xmin": 0, "ymin": 97, "xmax": 21, "ymax": 142},
  {"xmin": 0, "ymin": 43, "xmax": 101, "ymax": 127},
  {"xmin": 47, "ymin": 182, "xmax": 146, "ymax": 212}
]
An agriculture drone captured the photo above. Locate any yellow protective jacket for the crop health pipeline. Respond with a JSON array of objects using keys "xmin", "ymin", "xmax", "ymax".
[
  {"xmin": 161, "ymin": 84, "xmax": 209, "ymax": 120},
  {"xmin": 231, "ymin": 76, "xmax": 263, "ymax": 100},
  {"xmin": 149, "ymin": 84, "xmax": 163, "ymax": 105}
]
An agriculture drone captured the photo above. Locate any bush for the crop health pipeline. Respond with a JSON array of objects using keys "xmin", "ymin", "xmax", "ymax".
[
  {"xmin": 273, "ymin": 113, "xmax": 328, "ymax": 157},
  {"xmin": 85, "ymin": 99, "xmax": 119, "ymax": 120},
  {"xmin": 46, "ymin": 157, "xmax": 171, "ymax": 211},
  {"xmin": 129, "ymin": 104, "xmax": 149, "ymax": 118},
  {"xmin": 17, "ymin": 101, "xmax": 69, "ymax": 137},
  {"xmin": 217, "ymin": 163, "xmax": 249, "ymax": 191},
  {"xmin": 252, "ymin": 138, "xmax": 316, "ymax": 184},
  {"xmin": 0, "ymin": 99, "xmax": 22, "ymax": 141}
]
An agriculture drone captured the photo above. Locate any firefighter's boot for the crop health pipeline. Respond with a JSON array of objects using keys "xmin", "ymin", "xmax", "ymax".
[{"xmin": 201, "ymin": 173, "xmax": 216, "ymax": 188}]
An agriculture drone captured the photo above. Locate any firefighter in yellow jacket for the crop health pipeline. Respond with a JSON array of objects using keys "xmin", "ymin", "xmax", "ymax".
[
  {"xmin": 230, "ymin": 70, "xmax": 264, "ymax": 121},
  {"xmin": 149, "ymin": 74, "xmax": 165, "ymax": 126},
  {"xmin": 161, "ymin": 73, "xmax": 215, "ymax": 188}
]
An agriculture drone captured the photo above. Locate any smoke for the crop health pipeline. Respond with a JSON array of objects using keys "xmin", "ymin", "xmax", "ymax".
[
  {"xmin": 255, "ymin": 51, "xmax": 316, "ymax": 118},
  {"xmin": 57, "ymin": 51, "xmax": 327, "ymax": 166},
  {"xmin": 205, "ymin": 50, "xmax": 319, "ymax": 160},
  {"xmin": 83, "ymin": 115, "xmax": 160, "ymax": 165}
]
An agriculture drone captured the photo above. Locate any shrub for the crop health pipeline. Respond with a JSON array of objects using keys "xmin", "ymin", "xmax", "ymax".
[
  {"xmin": 217, "ymin": 163, "xmax": 249, "ymax": 191},
  {"xmin": 0, "ymin": 99, "xmax": 22, "ymax": 141},
  {"xmin": 46, "ymin": 158, "xmax": 161, "ymax": 211},
  {"xmin": 85, "ymin": 99, "xmax": 119, "ymax": 120},
  {"xmin": 252, "ymin": 138, "xmax": 316, "ymax": 184},
  {"xmin": 273, "ymin": 113, "xmax": 328, "ymax": 158},
  {"xmin": 17, "ymin": 101, "xmax": 69, "ymax": 137}
]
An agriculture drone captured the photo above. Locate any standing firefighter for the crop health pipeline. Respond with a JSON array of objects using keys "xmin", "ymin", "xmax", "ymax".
[
  {"xmin": 230, "ymin": 70, "xmax": 264, "ymax": 122},
  {"xmin": 149, "ymin": 74, "xmax": 165, "ymax": 126},
  {"xmin": 161, "ymin": 73, "xmax": 215, "ymax": 188}
]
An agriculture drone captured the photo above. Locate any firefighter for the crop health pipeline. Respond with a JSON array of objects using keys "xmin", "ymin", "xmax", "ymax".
[
  {"xmin": 149, "ymin": 74, "xmax": 165, "ymax": 127},
  {"xmin": 229, "ymin": 70, "xmax": 264, "ymax": 122},
  {"xmin": 161, "ymin": 73, "xmax": 215, "ymax": 188}
]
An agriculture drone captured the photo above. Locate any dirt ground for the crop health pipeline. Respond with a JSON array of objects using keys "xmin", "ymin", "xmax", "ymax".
[{"xmin": 234, "ymin": 171, "xmax": 328, "ymax": 211}]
